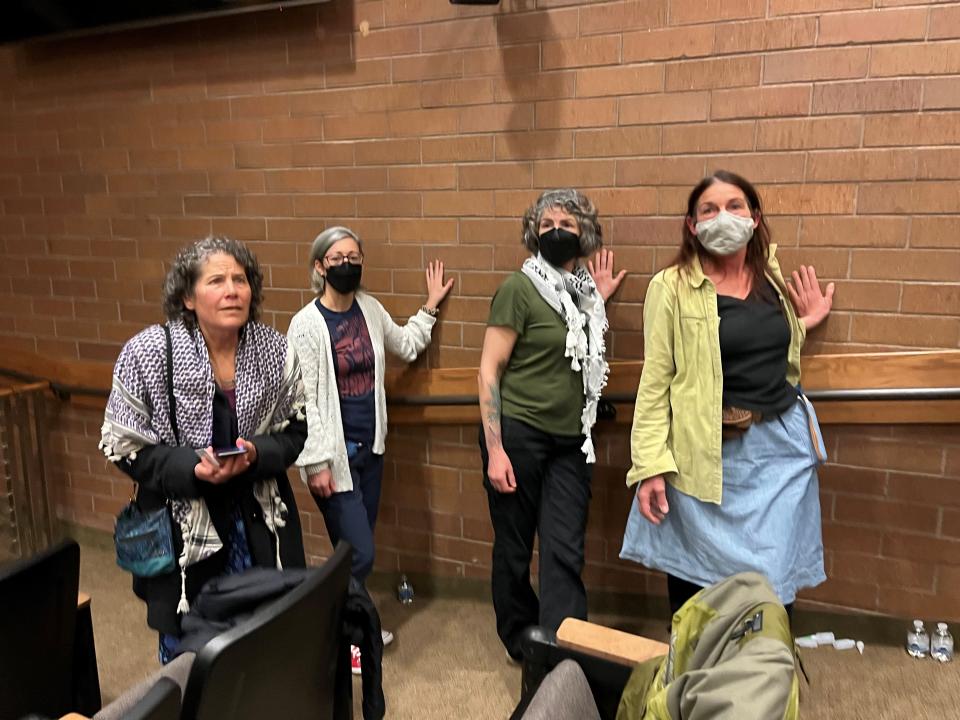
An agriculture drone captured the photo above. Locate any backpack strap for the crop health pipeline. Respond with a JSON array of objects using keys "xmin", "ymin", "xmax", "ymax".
[{"xmin": 733, "ymin": 602, "xmax": 793, "ymax": 650}]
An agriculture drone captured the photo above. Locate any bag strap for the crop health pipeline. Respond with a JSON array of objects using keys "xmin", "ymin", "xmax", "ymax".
[
  {"xmin": 129, "ymin": 325, "xmax": 179, "ymax": 506},
  {"xmin": 163, "ymin": 324, "xmax": 180, "ymax": 446}
]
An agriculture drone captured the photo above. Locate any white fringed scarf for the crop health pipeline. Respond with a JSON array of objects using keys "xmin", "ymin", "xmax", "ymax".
[{"xmin": 521, "ymin": 254, "xmax": 609, "ymax": 462}]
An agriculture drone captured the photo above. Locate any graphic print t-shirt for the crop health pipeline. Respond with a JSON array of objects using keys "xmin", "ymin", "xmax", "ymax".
[{"xmin": 315, "ymin": 298, "xmax": 376, "ymax": 444}]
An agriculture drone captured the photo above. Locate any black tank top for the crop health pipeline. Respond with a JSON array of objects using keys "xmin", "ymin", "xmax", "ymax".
[{"xmin": 716, "ymin": 287, "xmax": 797, "ymax": 415}]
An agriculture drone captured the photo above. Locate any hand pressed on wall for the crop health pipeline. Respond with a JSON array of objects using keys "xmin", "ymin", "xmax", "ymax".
[
  {"xmin": 588, "ymin": 248, "xmax": 627, "ymax": 303},
  {"xmin": 424, "ymin": 259, "xmax": 455, "ymax": 311},
  {"xmin": 787, "ymin": 264, "xmax": 835, "ymax": 331}
]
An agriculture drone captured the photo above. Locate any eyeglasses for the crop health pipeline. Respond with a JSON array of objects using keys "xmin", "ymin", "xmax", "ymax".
[{"xmin": 324, "ymin": 252, "xmax": 364, "ymax": 266}]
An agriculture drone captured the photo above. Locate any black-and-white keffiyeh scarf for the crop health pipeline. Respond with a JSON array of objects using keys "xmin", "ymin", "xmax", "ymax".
[
  {"xmin": 99, "ymin": 319, "xmax": 306, "ymax": 613},
  {"xmin": 521, "ymin": 254, "xmax": 609, "ymax": 463}
]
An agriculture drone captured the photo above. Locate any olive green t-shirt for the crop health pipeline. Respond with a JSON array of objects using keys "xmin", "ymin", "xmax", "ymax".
[{"xmin": 488, "ymin": 272, "xmax": 584, "ymax": 437}]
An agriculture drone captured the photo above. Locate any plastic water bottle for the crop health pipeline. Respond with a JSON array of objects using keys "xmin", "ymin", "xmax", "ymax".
[
  {"xmin": 907, "ymin": 619, "xmax": 930, "ymax": 658},
  {"xmin": 397, "ymin": 574, "xmax": 414, "ymax": 605},
  {"xmin": 931, "ymin": 623, "xmax": 954, "ymax": 663}
]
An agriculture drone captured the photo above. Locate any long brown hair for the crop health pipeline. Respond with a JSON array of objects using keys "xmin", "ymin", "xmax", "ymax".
[{"xmin": 672, "ymin": 170, "xmax": 773, "ymax": 299}]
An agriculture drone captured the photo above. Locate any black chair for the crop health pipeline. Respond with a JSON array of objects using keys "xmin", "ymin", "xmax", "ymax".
[
  {"xmin": 0, "ymin": 539, "xmax": 81, "ymax": 720},
  {"xmin": 512, "ymin": 626, "xmax": 634, "ymax": 720},
  {"xmin": 93, "ymin": 653, "xmax": 193, "ymax": 720},
  {"xmin": 179, "ymin": 541, "xmax": 353, "ymax": 720},
  {"xmin": 122, "ymin": 678, "xmax": 181, "ymax": 720}
]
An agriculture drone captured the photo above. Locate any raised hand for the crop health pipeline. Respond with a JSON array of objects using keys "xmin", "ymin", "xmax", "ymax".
[
  {"xmin": 787, "ymin": 265, "xmax": 835, "ymax": 331},
  {"xmin": 587, "ymin": 248, "xmax": 627, "ymax": 303},
  {"xmin": 425, "ymin": 259, "xmax": 455, "ymax": 311}
]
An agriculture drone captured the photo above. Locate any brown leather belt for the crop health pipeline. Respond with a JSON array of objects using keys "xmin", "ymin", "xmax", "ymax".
[
  {"xmin": 721, "ymin": 405, "xmax": 763, "ymax": 440},
  {"xmin": 721, "ymin": 395, "xmax": 826, "ymax": 463}
]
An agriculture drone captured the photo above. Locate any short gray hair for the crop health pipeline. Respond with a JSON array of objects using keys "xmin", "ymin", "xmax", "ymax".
[
  {"xmin": 521, "ymin": 188, "xmax": 603, "ymax": 257},
  {"xmin": 309, "ymin": 226, "xmax": 363, "ymax": 293},
  {"xmin": 162, "ymin": 236, "xmax": 263, "ymax": 329}
]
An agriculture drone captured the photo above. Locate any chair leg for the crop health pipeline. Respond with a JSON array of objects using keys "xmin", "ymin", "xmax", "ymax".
[
  {"xmin": 73, "ymin": 601, "xmax": 102, "ymax": 715},
  {"xmin": 333, "ymin": 638, "xmax": 353, "ymax": 720}
]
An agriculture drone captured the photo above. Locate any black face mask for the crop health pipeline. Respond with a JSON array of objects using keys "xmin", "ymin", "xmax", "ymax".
[
  {"xmin": 538, "ymin": 227, "xmax": 580, "ymax": 267},
  {"xmin": 325, "ymin": 262, "xmax": 362, "ymax": 294}
]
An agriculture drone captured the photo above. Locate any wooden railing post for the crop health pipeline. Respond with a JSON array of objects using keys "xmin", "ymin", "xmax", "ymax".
[{"xmin": 0, "ymin": 382, "xmax": 57, "ymax": 563}]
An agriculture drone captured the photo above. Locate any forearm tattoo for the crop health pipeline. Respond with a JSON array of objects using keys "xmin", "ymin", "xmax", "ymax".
[
  {"xmin": 482, "ymin": 360, "xmax": 507, "ymax": 450},
  {"xmin": 483, "ymin": 381, "xmax": 502, "ymax": 449}
]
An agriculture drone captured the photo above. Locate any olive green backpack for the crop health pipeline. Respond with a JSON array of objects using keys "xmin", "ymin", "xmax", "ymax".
[{"xmin": 617, "ymin": 572, "xmax": 799, "ymax": 720}]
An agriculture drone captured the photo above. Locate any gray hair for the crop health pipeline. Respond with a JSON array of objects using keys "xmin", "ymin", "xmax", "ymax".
[
  {"xmin": 162, "ymin": 236, "xmax": 263, "ymax": 329},
  {"xmin": 309, "ymin": 226, "xmax": 363, "ymax": 294},
  {"xmin": 521, "ymin": 188, "xmax": 603, "ymax": 257}
]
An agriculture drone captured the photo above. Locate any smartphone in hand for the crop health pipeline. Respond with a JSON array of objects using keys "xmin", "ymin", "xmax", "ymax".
[
  {"xmin": 213, "ymin": 446, "xmax": 247, "ymax": 459},
  {"xmin": 195, "ymin": 448, "xmax": 220, "ymax": 467},
  {"xmin": 195, "ymin": 445, "xmax": 248, "ymax": 469}
]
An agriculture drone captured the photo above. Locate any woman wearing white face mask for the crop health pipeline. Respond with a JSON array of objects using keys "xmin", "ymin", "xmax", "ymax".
[{"xmin": 620, "ymin": 171, "xmax": 836, "ymax": 621}]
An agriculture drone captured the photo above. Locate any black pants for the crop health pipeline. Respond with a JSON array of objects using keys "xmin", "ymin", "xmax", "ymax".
[
  {"xmin": 480, "ymin": 416, "xmax": 592, "ymax": 659},
  {"xmin": 667, "ymin": 574, "xmax": 794, "ymax": 622}
]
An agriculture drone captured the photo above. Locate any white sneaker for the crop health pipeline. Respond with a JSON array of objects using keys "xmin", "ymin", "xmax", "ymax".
[{"xmin": 381, "ymin": 629, "xmax": 394, "ymax": 646}]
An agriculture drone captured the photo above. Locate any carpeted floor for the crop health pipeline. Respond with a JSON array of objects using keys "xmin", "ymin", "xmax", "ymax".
[{"xmin": 79, "ymin": 539, "xmax": 959, "ymax": 719}]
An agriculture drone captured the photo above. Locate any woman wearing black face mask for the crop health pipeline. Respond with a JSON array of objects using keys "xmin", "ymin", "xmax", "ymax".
[
  {"xmin": 478, "ymin": 189, "xmax": 626, "ymax": 662},
  {"xmin": 287, "ymin": 225, "xmax": 453, "ymax": 674}
]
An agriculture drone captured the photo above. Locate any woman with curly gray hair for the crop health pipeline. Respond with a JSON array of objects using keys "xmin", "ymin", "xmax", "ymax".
[
  {"xmin": 100, "ymin": 236, "xmax": 307, "ymax": 664},
  {"xmin": 478, "ymin": 188, "xmax": 626, "ymax": 661}
]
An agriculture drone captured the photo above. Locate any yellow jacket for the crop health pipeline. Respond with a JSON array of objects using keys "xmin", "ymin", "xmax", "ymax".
[{"xmin": 625, "ymin": 245, "xmax": 806, "ymax": 504}]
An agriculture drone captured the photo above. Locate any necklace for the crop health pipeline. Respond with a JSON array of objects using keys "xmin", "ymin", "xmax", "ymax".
[
  {"xmin": 208, "ymin": 351, "xmax": 236, "ymax": 390},
  {"xmin": 706, "ymin": 265, "xmax": 752, "ymax": 300}
]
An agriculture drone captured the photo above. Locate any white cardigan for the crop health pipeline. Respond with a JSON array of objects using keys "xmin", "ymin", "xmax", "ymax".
[{"xmin": 287, "ymin": 292, "xmax": 436, "ymax": 493}]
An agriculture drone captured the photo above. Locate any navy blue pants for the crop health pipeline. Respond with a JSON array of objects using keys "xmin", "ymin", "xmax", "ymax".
[{"xmin": 313, "ymin": 442, "xmax": 384, "ymax": 582}]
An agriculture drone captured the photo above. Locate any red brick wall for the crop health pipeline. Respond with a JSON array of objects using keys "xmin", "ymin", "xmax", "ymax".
[{"xmin": 3, "ymin": 0, "xmax": 960, "ymax": 619}]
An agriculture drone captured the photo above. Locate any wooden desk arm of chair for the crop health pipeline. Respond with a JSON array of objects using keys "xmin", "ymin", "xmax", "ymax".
[
  {"xmin": 556, "ymin": 618, "xmax": 670, "ymax": 667},
  {"xmin": 77, "ymin": 592, "xmax": 90, "ymax": 609},
  {"xmin": 60, "ymin": 714, "xmax": 91, "ymax": 719}
]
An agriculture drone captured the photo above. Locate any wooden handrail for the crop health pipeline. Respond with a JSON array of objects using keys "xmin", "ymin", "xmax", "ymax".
[
  {"xmin": 2, "ymin": 349, "xmax": 959, "ymax": 425},
  {"xmin": 1, "ymin": 348, "xmax": 111, "ymax": 395},
  {"xmin": 0, "ymin": 381, "xmax": 49, "ymax": 398},
  {"xmin": 379, "ymin": 351, "xmax": 960, "ymax": 425},
  {"xmin": 381, "ymin": 350, "xmax": 960, "ymax": 398}
]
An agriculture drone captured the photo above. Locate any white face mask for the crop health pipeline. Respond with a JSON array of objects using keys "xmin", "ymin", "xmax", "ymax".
[{"xmin": 695, "ymin": 210, "xmax": 755, "ymax": 256}]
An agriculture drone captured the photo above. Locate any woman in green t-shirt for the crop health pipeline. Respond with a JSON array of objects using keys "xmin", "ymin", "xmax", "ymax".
[{"xmin": 478, "ymin": 188, "xmax": 626, "ymax": 661}]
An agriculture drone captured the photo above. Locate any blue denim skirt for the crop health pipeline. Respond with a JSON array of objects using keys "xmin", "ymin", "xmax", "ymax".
[{"xmin": 620, "ymin": 396, "xmax": 827, "ymax": 604}]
